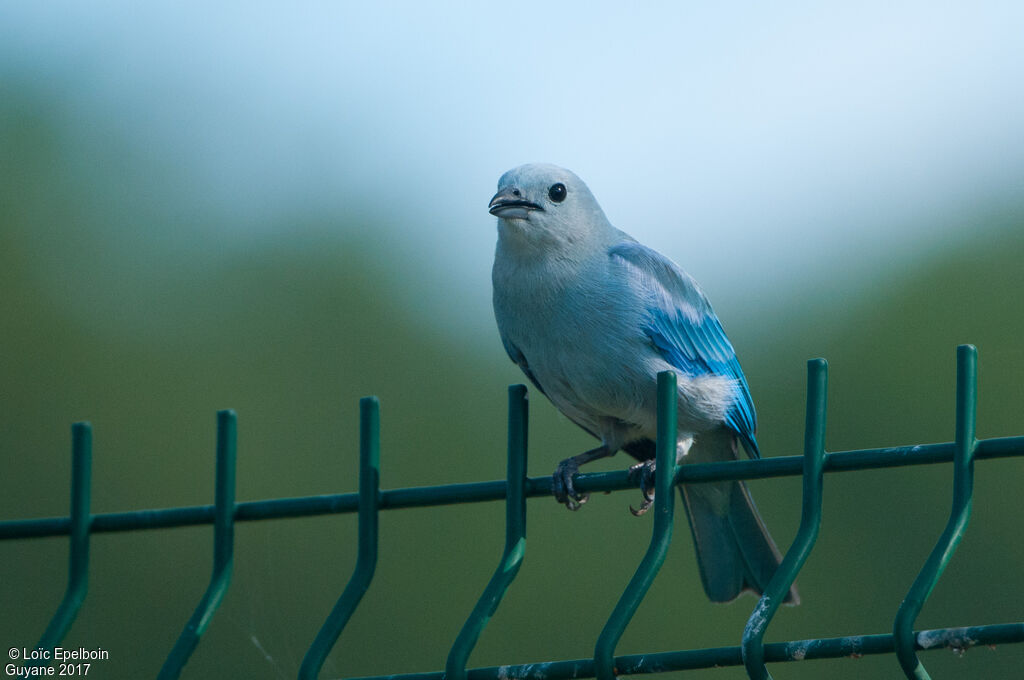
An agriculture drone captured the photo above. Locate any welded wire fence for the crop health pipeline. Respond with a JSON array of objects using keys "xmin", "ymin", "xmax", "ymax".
[{"xmin": 2, "ymin": 344, "xmax": 1023, "ymax": 680}]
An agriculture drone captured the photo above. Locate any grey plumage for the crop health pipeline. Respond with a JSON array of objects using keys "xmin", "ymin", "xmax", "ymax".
[{"xmin": 489, "ymin": 163, "xmax": 797, "ymax": 604}]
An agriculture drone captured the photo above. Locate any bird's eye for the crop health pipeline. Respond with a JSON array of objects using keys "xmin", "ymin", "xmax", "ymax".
[{"xmin": 548, "ymin": 183, "xmax": 567, "ymax": 203}]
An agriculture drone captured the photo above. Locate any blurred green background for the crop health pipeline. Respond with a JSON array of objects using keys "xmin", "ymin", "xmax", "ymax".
[{"xmin": 2, "ymin": 4, "xmax": 1024, "ymax": 680}]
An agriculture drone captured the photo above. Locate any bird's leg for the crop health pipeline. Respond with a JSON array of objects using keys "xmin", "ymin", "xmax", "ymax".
[
  {"xmin": 553, "ymin": 445, "xmax": 611, "ymax": 510},
  {"xmin": 627, "ymin": 460, "xmax": 657, "ymax": 516}
]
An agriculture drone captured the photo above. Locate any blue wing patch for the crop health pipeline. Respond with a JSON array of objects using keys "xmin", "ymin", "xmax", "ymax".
[
  {"xmin": 647, "ymin": 309, "xmax": 759, "ymax": 457},
  {"xmin": 610, "ymin": 242, "xmax": 760, "ymax": 458}
]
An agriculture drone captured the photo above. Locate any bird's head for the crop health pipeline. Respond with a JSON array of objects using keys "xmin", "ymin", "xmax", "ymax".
[{"xmin": 489, "ymin": 163, "xmax": 611, "ymax": 251}]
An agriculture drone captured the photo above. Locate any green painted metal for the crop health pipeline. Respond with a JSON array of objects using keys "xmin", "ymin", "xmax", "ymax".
[
  {"xmin": 158, "ymin": 410, "xmax": 238, "ymax": 679},
  {"xmin": 594, "ymin": 370, "xmax": 679, "ymax": 680},
  {"xmin": 742, "ymin": 359, "xmax": 828, "ymax": 679},
  {"xmin": 30, "ymin": 422, "xmax": 92, "ymax": 659},
  {"xmin": 299, "ymin": 396, "xmax": 381, "ymax": 680},
  {"xmin": 5, "ymin": 436, "xmax": 1024, "ymax": 540},
  {"xmin": 893, "ymin": 344, "xmax": 978, "ymax": 679},
  {"xmin": 349, "ymin": 622, "xmax": 1024, "ymax": 680},
  {"xmin": 3, "ymin": 346, "xmax": 1024, "ymax": 679},
  {"xmin": 446, "ymin": 384, "xmax": 529, "ymax": 680}
]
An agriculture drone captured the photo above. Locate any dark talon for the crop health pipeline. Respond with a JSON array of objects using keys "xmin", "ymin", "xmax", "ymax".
[
  {"xmin": 628, "ymin": 460, "xmax": 657, "ymax": 516},
  {"xmin": 629, "ymin": 499, "xmax": 653, "ymax": 516},
  {"xmin": 553, "ymin": 457, "xmax": 590, "ymax": 510}
]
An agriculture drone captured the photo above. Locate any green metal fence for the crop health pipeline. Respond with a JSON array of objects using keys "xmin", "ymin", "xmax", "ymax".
[{"xmin": 2, "ymin": 344, "xmax": 1023, "ymax": 679}]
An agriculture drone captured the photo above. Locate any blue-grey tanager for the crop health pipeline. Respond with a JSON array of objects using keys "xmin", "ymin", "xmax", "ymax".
[{"xmin": 489, "ymin": 163, "xmax": 798, "ymax": 604}]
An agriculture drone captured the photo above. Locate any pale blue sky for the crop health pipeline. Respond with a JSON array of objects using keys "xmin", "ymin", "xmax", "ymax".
[{"xmin": 3, "ymin": 2, "xmax": 1023, "ymax": 334}]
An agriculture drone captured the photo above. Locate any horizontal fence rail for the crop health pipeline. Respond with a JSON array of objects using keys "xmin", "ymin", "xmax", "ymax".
[
  {"xmin": 5, "ymin": 439, "xmax": 1023, "ymax": 539},
  {"xmin": 2, "ymin": 344, "xmax": 1023, "ymax": 680}
]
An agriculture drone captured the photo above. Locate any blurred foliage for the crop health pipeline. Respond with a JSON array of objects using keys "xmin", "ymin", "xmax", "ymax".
[{"xmin": 2, "ymin": 81, "xmax": 1023, "ymax": 680}]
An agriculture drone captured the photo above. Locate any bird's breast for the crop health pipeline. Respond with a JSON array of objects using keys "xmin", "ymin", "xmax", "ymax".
[{"xmin": 493, "ymin": 254, "xmax": 657, "ymax": 425}]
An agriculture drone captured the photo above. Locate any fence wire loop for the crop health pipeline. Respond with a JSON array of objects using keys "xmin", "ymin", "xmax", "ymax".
[
  {"xmin": 445, "ymin": 384, "xmax": 529, "ymax": 680},
  {"xmin": 893, "ymin": 344, "xmax": 978, "ymax": 680},
  {"xmin": 29, "ymin": 422, "xmax": 92, "ymax": 663},
  {"xmin": 300, "ymin": 397, "xmax": 381, "ymax": 680},
  {"xmin": 159, "ymin": 410, "xmax": 238, "ymax": 679},
  {"xmin": 742, "ymin": 358, "xmax": 828, "ymax": 680},
  {"xmin": 594, "ymin": 370, "xmax": 679, "ymax": 680}
]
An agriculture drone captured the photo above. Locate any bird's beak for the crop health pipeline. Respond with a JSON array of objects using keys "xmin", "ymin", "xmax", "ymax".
[{"xmin": 488, "ymin": 187, "xmax": 542, "ymax": 220}]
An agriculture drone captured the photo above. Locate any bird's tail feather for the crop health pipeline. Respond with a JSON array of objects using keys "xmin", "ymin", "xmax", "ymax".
[{"xmin": 679, "ymin": 481, "xmax": 799, "ymax": 605}]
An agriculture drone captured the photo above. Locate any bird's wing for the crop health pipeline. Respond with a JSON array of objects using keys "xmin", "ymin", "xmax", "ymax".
[
  {"xmin": 501, "ymin": 334, "xmax": 611, "ymax": 444},
  {"xmin": 609, "ymin": 241, "xmax": 760, "ymax": 458},
  {"xmin": 500, "ymin": 335, "xmax": 549, "ymax": 399}
]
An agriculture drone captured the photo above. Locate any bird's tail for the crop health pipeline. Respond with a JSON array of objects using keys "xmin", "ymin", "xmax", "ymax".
[{"xmin": 679, "ymin": 479, "xmax": 799, "ymax": 605}]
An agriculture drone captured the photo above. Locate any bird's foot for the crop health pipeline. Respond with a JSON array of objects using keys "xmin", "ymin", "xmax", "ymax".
[
  {"xmin": 553, "ymin": 457, "xmax": 590, "ymax": 511},
  {"xmin": 628, "ymin": 460, "xmax": 656, "ymax": 516}
]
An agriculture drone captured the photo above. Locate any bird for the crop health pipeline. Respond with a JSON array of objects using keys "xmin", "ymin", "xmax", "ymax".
[{"xmin": 489, "ymin": 163, "xmax": 798, "ymax": 605}]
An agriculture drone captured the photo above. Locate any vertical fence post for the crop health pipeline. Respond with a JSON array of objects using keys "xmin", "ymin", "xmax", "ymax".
[
  {"xmin": 742, "ymin": 359, "xmax": 828, "ymax": 679},
  {"xmin": 893, "ymin": 344, "xmax": 978, "ymax": 679},
  {"xmin": 594, "ymin": 370, "xmax": 678, "ymax": 680},
  {"xmin": 31, "ymin": 422, "xmax": 92, "ymax": 659},
  {"xmin": 159, "ymin": 409, "xmax": 237, "ymax": 679},
  {"xmin": 300, "ymin": 396, "xmax": 381, "ymax": 680},
  {"xmin": 445, "ymin": 384, "xmax": 529, "ymax": 680}
]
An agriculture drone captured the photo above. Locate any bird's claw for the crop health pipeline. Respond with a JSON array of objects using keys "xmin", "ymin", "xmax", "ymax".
[
  {"xmin": 628, "ymin": 460, "xmax": 657, "ymax": 516},
  {"xmin": 553, "ymin": 458, "xmax": 590, "ymax": 510}
]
